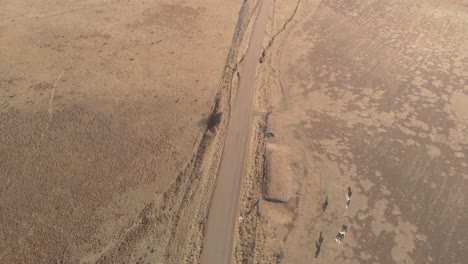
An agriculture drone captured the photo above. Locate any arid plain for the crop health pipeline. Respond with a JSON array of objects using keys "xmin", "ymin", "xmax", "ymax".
[
  {"xmin": 1, "ymin": 0, "xmax": 242, "ymax": 262},
  {"xmin": 234, "ymin": 0, "xmax": 467, "ymax": 264},
  {"xmin": 1, "ymin": 0, "xmax": 467, "ymax": 263}
]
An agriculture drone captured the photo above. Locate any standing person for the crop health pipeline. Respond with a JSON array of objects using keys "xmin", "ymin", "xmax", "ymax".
[
  {"xmin": 335, "ymin": 231, "xmax": 345, "ymax": 244},
  {"xmin": 335, "ymin": 225, "xmax": 348, "ymax": 244},
  {"xmin": 346, "ymin": 187, "xmax": 352, "ymax": 208}
]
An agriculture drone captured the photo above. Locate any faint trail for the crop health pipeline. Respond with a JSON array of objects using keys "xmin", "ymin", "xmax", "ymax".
[
  {"xmin": 34, "ymin": 59, "xmax": 73, "ymax": 154},
  {"xmin": 48, "ymin": 60, "xmax": 73, "ymax": 121},
  {"xmin": 4, "ymin": 60, "xmax": 74, "ymax": 192},
  {"xmin": 265, "ymin": 0, "xmax": 303, "ymax": 50}
]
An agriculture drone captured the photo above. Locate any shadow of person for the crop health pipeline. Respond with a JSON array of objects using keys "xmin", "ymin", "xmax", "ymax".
[
  {"xmin": 315, "ymin": 231, "xmax": 324, "ymax": 260},
  {"xmin": 322, "ymin": 196, "xmax": 328, "ymax": 212},
  {"xmin": 318, "ymin": 231, "xmax": 324, "ymax": 246},
  {"xmin": 314, "ymin": 244, "xmax": 321, "ymax": 259},
  {"xmin": 342, "ymin": 224, "xmax": 348, "ymax": 232}
]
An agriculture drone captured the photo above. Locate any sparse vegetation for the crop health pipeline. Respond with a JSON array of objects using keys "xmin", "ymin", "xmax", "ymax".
[{"xmin": 207, "ymin": 112, "xmax": 222, "ymax": 131}]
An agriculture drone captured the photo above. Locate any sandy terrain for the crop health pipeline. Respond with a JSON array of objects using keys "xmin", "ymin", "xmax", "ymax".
[
  {"xmin": 2, "ymin": 0, "xmax": 466, "ymax": 263},
  {"xmin": 234, "ymin": 0, "xmax": 467, "ymax": 263},
  {"xmin": 0, "ymin": 0, "xmax": 243, "ymax": 263}
]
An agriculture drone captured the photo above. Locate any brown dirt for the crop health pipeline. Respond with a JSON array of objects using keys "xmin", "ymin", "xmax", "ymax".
[
  {"xmin": 2, "ymin": 0, "xmax": 466, "ymax": 263},
  {"xmin": 0, "ymin": 0, "xmax": 244, "ymax": 263},
  {"xmin": 234, "ymin": 0, "xmax": 467, "ymax": 263}
]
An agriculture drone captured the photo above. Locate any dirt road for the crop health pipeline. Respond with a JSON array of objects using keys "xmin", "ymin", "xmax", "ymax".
[{"xmin": 200, "ymin": 1, "xmax": 272, "ymax": 263}]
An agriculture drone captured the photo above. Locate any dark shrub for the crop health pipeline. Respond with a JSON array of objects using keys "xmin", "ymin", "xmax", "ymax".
[{"xmin": 207, "ymin": 112, "xmax": 222, "ymax": 131}]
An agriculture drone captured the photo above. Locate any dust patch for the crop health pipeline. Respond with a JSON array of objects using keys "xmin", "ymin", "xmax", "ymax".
[{"xmin": 450, "ymin": 92, "xmax": 468, "ymax": 121}]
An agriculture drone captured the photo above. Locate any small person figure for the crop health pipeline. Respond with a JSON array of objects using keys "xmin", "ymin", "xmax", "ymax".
[
  {"xmin": 335, "ymin": 231, "xmax": 345, "ymax": 244},
  {"xmin": 346, "ymin": 187, "xmax": 352, "ymax": 208},
  {"xmin": 335, "ymin": 225, "xmax": 348, "ymax": 244},
  {"xmin": 322, "ymin": 196, "xmax": 328, "ymax": 212}
]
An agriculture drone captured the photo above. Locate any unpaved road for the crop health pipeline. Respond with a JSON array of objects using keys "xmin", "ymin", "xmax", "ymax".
[{"xmin": 200, "ymin": 0, "xmax": 272, "ymax": 263}]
